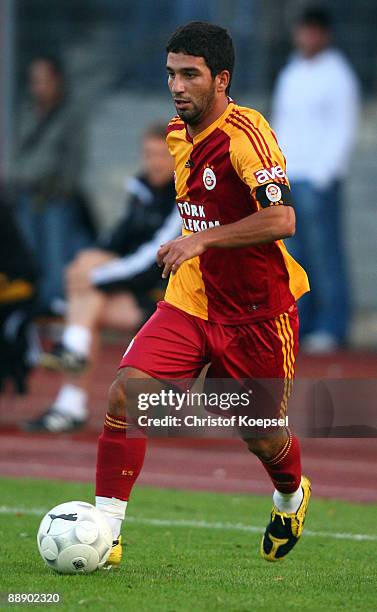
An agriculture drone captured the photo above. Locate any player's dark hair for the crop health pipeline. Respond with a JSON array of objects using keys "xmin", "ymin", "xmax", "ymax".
[
  {"xmin": 298, "ymin": 5, "xmax": 333, "ymax": 30},
  {"xmin": 166, "ymin": 21, "xmax": 235, "ymax": 94},
  {"xmin": 144, "ymin": 123, "xmax": 168, "ymax": 140}
]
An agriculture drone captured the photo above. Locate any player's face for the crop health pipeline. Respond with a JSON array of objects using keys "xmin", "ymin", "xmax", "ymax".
[
  {"xmin": 142, "ymin": 136, "xmax": 174, "ymax": 188},
  {"xmin": 166, "ymin": 52, "xmax": 217, "ymax": 125}
]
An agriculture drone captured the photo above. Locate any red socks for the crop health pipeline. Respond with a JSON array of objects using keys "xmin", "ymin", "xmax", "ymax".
[
  {"xmin": 95, "ymin": 413, "xmax": 147, "ymax": 501},
  {"xmin": 261, "ymin": 431, "xmax": 302, "ymax": 493},
  {"xmin": 96, "ymin": 415, "xmax": 300, "ymax": 500}
]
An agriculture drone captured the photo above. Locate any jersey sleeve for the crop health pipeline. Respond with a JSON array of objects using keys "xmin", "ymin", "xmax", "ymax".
[
  {"xmin": 166, "ymin": 116, "xmax": 185, "ymax": 155},
  {"xmin": 228, "ymin": 111, "xmax": 293, "ymax": 209}
]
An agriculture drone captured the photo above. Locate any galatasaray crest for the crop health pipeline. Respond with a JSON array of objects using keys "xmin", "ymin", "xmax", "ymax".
[{"xmin": 203, "ymin": 166, "xmax": 216, "ymax": 191}]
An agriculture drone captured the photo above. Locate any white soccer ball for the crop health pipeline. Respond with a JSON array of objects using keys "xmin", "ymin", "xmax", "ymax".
[{"xmin": 37, "ymin": 501, "xmax": 112, "ymax": 574}]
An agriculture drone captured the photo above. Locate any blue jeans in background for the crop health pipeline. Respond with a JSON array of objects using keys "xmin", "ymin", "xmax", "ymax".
[
  {"xmin": 286, "ymin": 180, "xmax": 350, "ymax": 344},
  {"xmin": 16, "ymin": 193, "xmax": 92, "ymax": 313}
]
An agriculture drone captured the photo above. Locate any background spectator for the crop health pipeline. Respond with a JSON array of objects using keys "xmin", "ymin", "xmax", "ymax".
[
  {"xmin": 0, "ymin": 194, "xmax": 38, "ymax": 394},
  {"xmin": 272, "ymin": 5, "xmax": 360, "ymax": 353},
  {"xmin": 23, "ymin": 124, "xmax": 180, "ymax": 432},
  {"xmin": 10, "ymin": 55, "xmax": 94, "ymax": 315},
  {"xmin": 2, "ymin": 1, "xmax": 375, "ymax": 349}
]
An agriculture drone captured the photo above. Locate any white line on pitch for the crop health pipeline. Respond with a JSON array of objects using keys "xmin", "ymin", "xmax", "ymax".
[{"xmin": 1, "ymin": 505, "xmax": 376, "ymax": 542}]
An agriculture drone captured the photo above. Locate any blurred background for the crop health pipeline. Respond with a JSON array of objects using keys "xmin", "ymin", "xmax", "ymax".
[
  {"xmin": 0, "ymin": 0, "xmax": 376, "ymax": 485},
  {"xmin": 1, "ymin": 0, "xmax": 377, "ymax": 343},
  {"xmin": 0, "ymin": 0, "xmax": 377, "ymax": 501}
]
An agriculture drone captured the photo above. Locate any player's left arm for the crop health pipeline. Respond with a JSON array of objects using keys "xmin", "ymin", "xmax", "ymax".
[
  {"xmin": 157, "ymin": 115, "xmax": 294, "ymax": 278},
  {"xmin": 157, "ymin": 205, "xmax": 295, "ymax": 278}
]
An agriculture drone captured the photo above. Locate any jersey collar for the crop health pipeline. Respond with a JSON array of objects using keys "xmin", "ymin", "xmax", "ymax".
[{"xmin": 185, "ymin": 100, "xmax": 235, "ymax": 145}]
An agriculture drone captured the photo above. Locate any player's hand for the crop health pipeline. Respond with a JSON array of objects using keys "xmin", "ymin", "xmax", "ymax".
[{"xmin": 157, "ymin": 233, "xmax": 207, "ymax": 279}]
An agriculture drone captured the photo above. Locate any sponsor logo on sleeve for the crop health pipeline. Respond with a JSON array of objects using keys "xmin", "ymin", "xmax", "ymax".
[{"xmin": 254, "ymin": 165, "xmax": 286, "ymax": 184}]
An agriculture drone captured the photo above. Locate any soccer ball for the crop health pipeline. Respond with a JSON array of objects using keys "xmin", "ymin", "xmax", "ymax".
[{"xmin": 37, "ymin": 501, "xmax": 112, "ymax": 574}]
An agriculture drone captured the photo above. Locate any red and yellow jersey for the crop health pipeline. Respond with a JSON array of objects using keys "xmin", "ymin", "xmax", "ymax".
[{"xmin": 165, "ymin": 100, "xmax": 309, "ymax": 324}]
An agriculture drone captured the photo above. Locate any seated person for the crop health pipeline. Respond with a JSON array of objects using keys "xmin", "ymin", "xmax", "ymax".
[{"xmin": 23, "ymin": 123, "xmax": 180, "ymax": 432}]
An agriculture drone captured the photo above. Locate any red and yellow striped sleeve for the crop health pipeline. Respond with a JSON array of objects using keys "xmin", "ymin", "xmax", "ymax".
[{"xmin": 222, "ymin": 106, "xmax": 289, "ymax": 203}]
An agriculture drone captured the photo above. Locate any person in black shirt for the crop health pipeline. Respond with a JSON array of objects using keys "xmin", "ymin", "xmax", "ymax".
[
  {"xmin": 0, "ymin": 196, "xmax": 38, "ymax": 394},
  {"xmin": 23, "ymin": 124, "xmax": 180, "ymax": 432}
]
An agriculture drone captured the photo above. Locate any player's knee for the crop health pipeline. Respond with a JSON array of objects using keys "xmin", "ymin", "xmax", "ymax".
[
  {"xmin": 107, "ymin": 366, "xmax": 156, "ymax": 422},
  {"xmin": 107, "ymin": 368, "xmax": 138, "ymax": 419},
  {"xmin": 245, "ymin": 434, "xmax": 286, "ymax": 462},
  {"xmin": 108, "ymin": 373, "xmax": 126, "ymax": 418}
]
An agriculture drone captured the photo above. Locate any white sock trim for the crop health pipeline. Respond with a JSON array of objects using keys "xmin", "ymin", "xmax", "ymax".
[
  {"xmin": 273, "ymin": 482, "xmax": 304, "ymax": 514},
  {"xmin": 96, "ymin": 497, "xmax": 128, "ymax": 540},
  {"xmin": 96, "ymin": 496, "xmax": 128, "ymax": 519}
]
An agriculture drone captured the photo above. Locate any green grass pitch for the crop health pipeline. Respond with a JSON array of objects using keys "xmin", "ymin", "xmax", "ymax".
[{"xmin": 0, "ymin": 477, "xmax": 377, "ymax": 611}]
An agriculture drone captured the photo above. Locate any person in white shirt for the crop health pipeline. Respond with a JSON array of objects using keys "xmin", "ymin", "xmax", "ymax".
[{"xmin": 272, "ymin": 5, "xmax": 360, "ymax": 353}]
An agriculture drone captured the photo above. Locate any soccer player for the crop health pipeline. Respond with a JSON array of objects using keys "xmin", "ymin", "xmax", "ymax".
[{"xmin": 96, "ymin": 22, "xmax": 311, "ymax": 565}]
